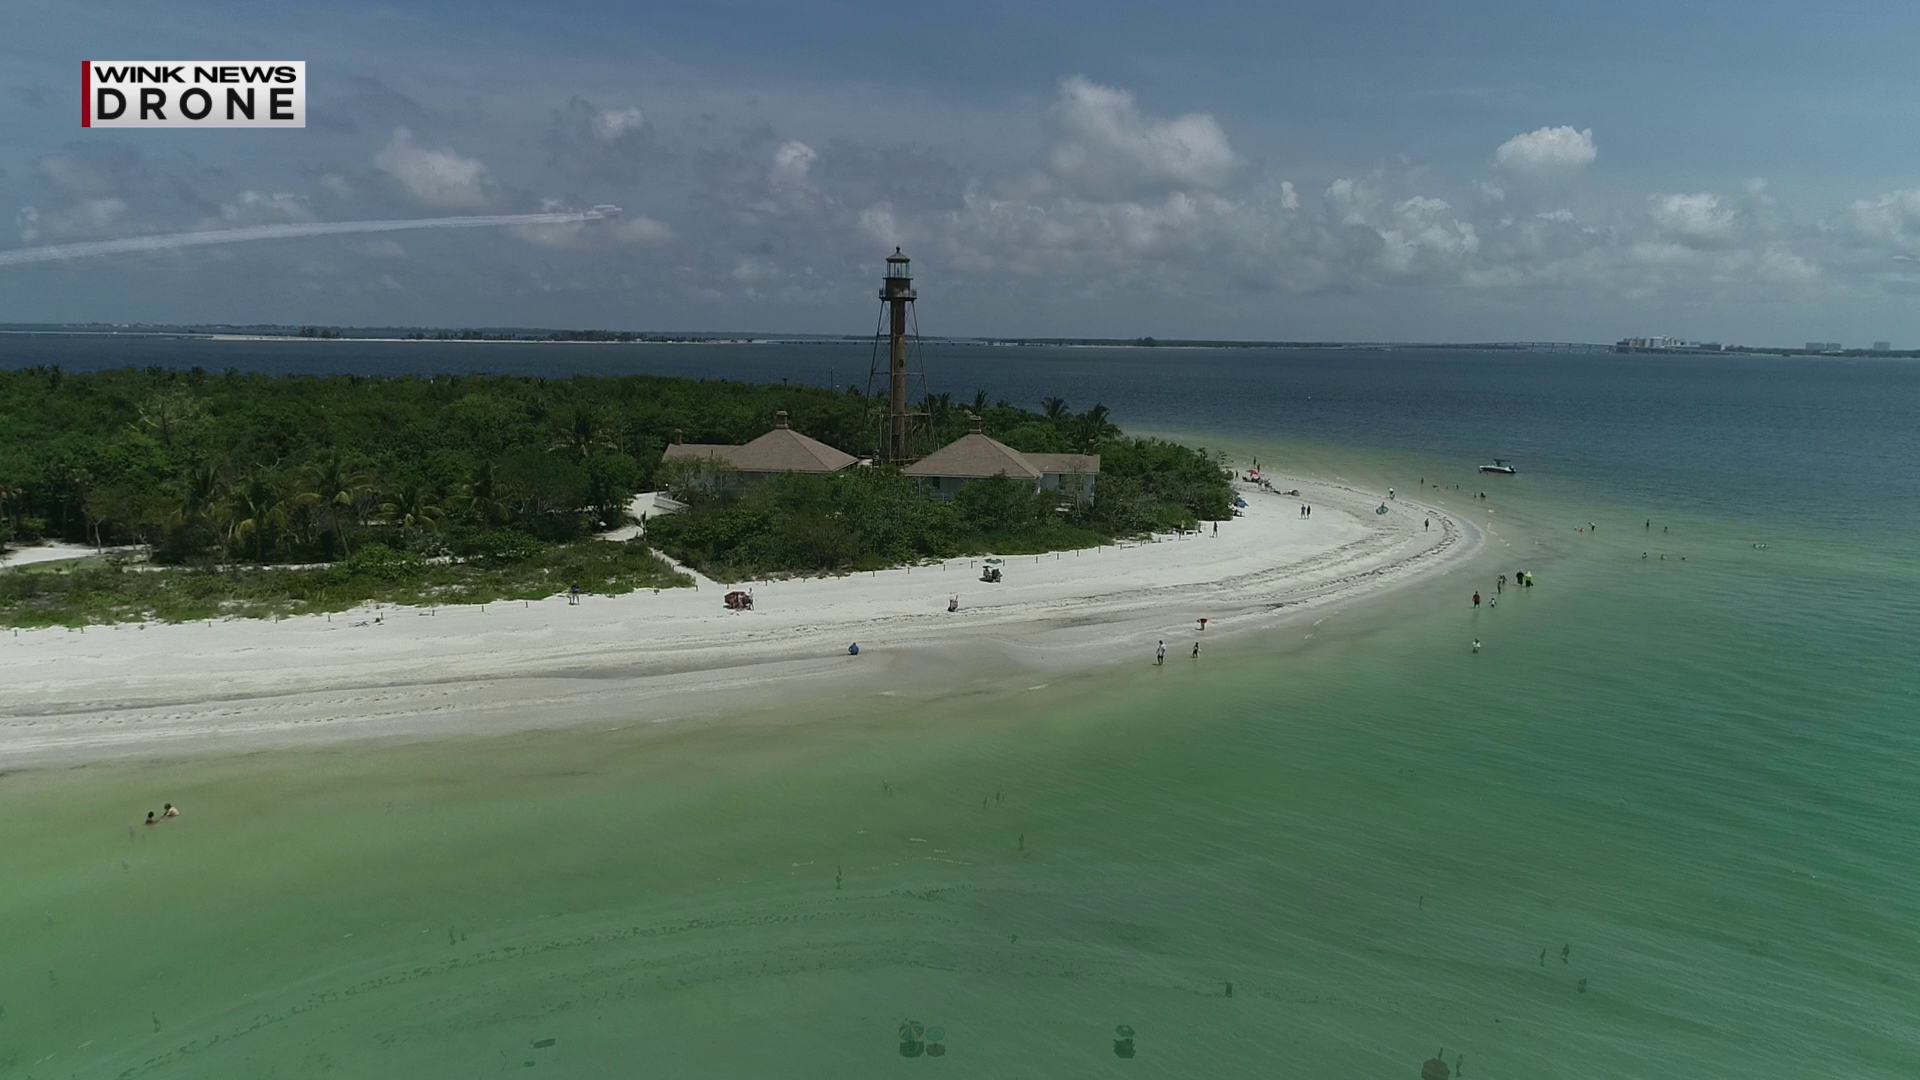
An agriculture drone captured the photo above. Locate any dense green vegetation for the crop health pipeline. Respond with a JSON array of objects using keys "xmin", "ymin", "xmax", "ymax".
[
  {"xmin": 0, "ymin": 365, "xmax": 1230, "ymax": 616},
  {"xmin": 0, "ymin": 540, "xmax": 689, "ymax": 628}
]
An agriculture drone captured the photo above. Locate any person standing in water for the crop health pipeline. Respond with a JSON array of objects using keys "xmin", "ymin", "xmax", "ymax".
[
  {"xmin": 1472, "ymin": 591, "xmax": 1481, "ymax": 608},
  {"xmin": 1191, "ymin": 642, "xmax": 1201, "ymax": 658},
  {"xmin": 1155, "ymin": 640, "xmax": 1167, "ymax": 665}
]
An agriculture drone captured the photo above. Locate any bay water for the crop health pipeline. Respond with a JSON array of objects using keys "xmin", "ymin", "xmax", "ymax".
[{"xmin": 0, "ymin": 341, "xmax": 1915, "ymax": 1078}]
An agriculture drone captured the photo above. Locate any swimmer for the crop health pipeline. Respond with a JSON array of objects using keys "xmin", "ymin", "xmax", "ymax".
[
  {"xmin": 162, "ymin": 803, "xmax": 178, "ymax": 818},
  {"xmin": 144, "ymin": 811, "xmax": 157, "ymax": 826},
  {"xmin": 1472, "ymin": 639, "xmax": 1481, "ymax": 653}
]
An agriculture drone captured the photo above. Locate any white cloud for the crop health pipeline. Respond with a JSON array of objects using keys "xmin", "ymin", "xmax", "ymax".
[
  {"xmin": 1045, "ymin": 76, "xmax": 1239, "ymax": 198},
  {"xmin": 219, "ymin": 190, "xmax": 316, "ymax": 225},
  {"xmin": 45, "ymin": 197, "xmax": 128, "ymax": 235},
  {"xmin": 373, "ymin": 127, "xmax": 495, "ymax": 209},
  {"xmin": 16, "ymin": 206, "xmax": 39, "ymax": 244},
  {"xmin": 771, "ymin": 140, "xmax": 817, "ymax": 185},
  {"xmin": 512, "ymin": 214, "xmax": 672, "ymax": 249},
  {"xmin": 321, "ymin": 173, "xmax": 355, "ymax": 198},
  {"xmin": 591, "ymin": 106, "xmax": 646, "ymax": 143},
  {"xmin": 859, "ymin": 206, "xmax": 903, "ymax": 247},
  {"xmin": 1493, "ymin": 126, "xmax": 1597, "ymax": 178},
  {"xmin": 1845, "ymin": 189, "xmax": 1920, "ymax": 251},
  {"xmin": 1649, "ymin": 192, "xmax": 1738, "ymax": 248}
]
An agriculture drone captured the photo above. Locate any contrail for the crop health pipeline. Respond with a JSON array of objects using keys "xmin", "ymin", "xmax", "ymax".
[{"xmin": 0, "ymin": 207, "xmax": 621, "ymax": 268}]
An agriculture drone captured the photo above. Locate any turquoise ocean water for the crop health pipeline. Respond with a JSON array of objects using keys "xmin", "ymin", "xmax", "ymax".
[{"xmin": 0, "ymin": 342, "xmax": 1915, "ymax": 1077}]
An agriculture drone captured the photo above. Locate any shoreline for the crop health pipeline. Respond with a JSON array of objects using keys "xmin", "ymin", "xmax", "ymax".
[{"xmin": 0, "ymin": 473, "xmax": 1479, "ymax": 770}]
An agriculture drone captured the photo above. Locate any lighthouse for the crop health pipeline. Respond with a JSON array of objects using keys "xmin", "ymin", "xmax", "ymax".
[{"xmin": 879, "ymin": 247, "xmax": 916, "ymax": 464}]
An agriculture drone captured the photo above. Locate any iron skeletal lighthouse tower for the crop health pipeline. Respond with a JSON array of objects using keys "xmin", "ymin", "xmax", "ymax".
[{"xmin": 880, "ymin": 247, "xmax": 916, "ymax": 464}]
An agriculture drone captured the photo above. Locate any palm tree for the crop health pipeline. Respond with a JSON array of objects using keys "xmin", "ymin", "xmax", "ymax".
[
  {"xmin": 971, "ymin": 389, "xmax": 991, "ymax": 414},
  {"xmin": 463, "ymin": 460, "xmax": 510, "ymax": 526},
  {"xmin": 302, "ymin": 454, "xmax": 372, "ymax": 555},
  {"xmin": 1071, "ymin": 403, "xmax": 1118, "ymax": 453},
  {"xmin": 169, "ymin": 463, "xmax": 224, "ymax": 530},
  {"xmin": 551, "ymin": 407, "xmax": 614, "ymax": 462},
  {"xmin": 381, "ymin": 480, "xmax": 444, "ymax": 540},
  {"xmin": 918, "ymin": 392, "xmax": 954, "ymax": 426},
  {"xmin": 1042, "ymin": 396, "xmax": 1070, "ymax": 423},
  {"xmin": 226, "ymin": 474, "xmax": 286, "ymax": 563}
]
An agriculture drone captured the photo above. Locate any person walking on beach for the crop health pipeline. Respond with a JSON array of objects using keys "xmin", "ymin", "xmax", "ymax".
[
  {"xmin": 948, "ymin": 595, "xmax": 959, "ymax": 612},
  {"xmin": 1155, "ymin": 640, "xmax": 1167, "ymax": 665},
  {"xmin": 1212, "ymin": 521, "xmax": 1218, "ymax": 536},
  {"xmin": 1425, "ymin": 518, "xmax": 1430, "ymax": 530}
]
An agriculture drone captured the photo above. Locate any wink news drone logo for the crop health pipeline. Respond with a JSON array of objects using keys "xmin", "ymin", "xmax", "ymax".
[{"xmin": 82, "ymin": 61, "xmax": 305, "ymax": 128}]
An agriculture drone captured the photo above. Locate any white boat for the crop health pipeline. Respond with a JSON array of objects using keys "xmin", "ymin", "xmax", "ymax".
[{"xmin": 1479, "ymin": 459, "xmax": 1516, "ymax": 475}]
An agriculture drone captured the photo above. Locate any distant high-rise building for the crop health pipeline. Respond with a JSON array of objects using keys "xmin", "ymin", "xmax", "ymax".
[{"xmin": 1873, "ymin": 341, "xmax": 1892, "ymax": 352}]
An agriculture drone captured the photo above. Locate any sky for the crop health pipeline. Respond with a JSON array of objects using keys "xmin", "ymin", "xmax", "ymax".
[{"xmin": 4, "ymin": 0, "xmax": 1920, "ymax": 343}]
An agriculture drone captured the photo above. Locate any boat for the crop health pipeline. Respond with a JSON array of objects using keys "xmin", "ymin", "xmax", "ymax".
[{"xmin": 1479, "ymin": 459, "xmax": 1516, "ymax": 475}]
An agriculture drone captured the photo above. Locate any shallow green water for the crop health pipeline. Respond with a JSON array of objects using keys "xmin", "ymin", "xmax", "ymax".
[{"xmin": 4, "ymin": 440, "xmax": 1915, "ymax": 1079}]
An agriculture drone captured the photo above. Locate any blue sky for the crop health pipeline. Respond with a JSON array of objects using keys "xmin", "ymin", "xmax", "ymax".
[{"xmin": 5, "ymin": 0, "xmax": 1920, "ymax": 343}]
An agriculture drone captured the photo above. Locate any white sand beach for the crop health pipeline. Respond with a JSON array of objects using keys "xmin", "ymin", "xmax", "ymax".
[{"xmin": 0, "ymin": 475, "xmax": 1479, "ymax": 767}]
